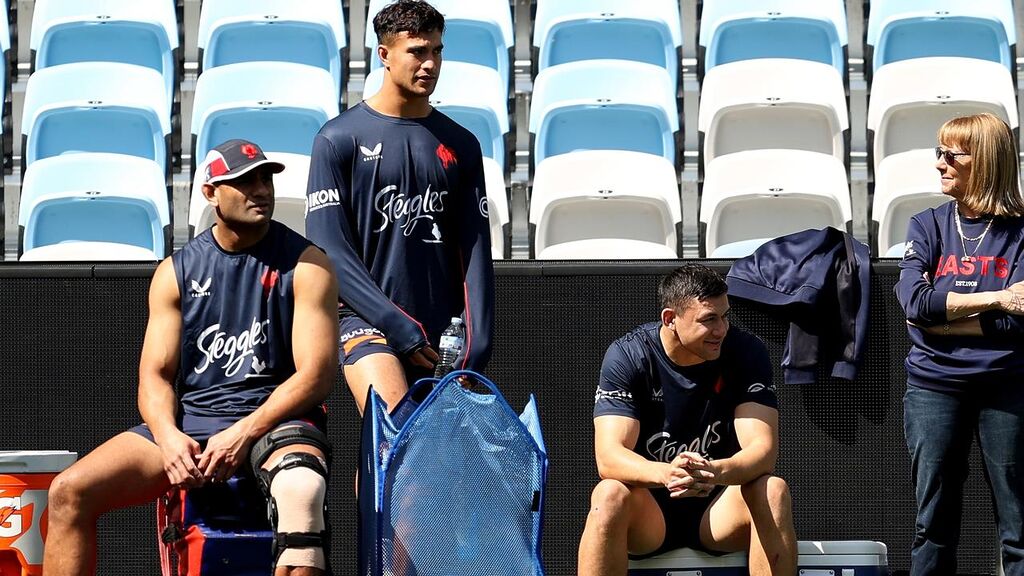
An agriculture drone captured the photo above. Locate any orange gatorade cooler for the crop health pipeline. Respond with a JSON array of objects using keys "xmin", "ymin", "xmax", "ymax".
[{"xmin": 0, "ymin": 451, "xmax": 77, "ymax": 576}]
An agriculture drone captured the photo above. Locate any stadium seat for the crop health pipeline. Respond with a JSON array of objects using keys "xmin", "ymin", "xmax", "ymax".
[
  {"xmin": 866, "ymin": 0, "xmax": 1014, "ymax": 77},
  {"xmin": 19, "ymin": 241, "xmax": 159, "ymax": 262},
  {"xmin": 533, "ymin": 0, "xmax": 682, "ymax": 88},
  {"xmin": 19, "ymin": 153, "xmax": 171, "ymax": 257},
  {"xmin": 867, "ymin": 57, "xmax": 1017, "ymax": 176},
  {"xmin": 31, "ymin": 0, "xmax": 179, "ymax": 106},
  {"xmin": 197, "ymin": 0, "xmax": 347, "ymax": 100},
  {"xmin": 363, "ymin": 62, "xmax": 509, "ymax": 169},
  {"xmin": 698, "ymin": 0, "xmax": 847, "ymax": 80},
  {"xmin": 885, "ymin": 242, "xmax": 909, "ymax": 258},
  {"xmin": 21, "ymin": 62, "xmax": 171, "ymax": 174},
  {"xmin": 873, "ymin": 148, "xmax": 950, "ymax": 256},
  {"xmin": 191, "ymin": 62, "xmax": 339, "ymax": 172},
  {"xmin": 483, "ymin": 157, "xmax": 509, "ymax": 259},
  {"xmin": 529, "ymin": 60, "xmax": 679, "ymax": 167},
  {"xmin": 529, "ymin": 150, "xmax": 680, "ymax": 259},
  {"xmin": 699, "ymin": 150, "xmax": 851, "ymax": 257},
  {"xmin": 698, "ymin": 58, "xmax": 848, "ymax": 170},
  {"xmin": 190, "ymin": 152, "xmax": 310, "ymax": 238},
  {"xmin": 366, "ymin": 0, "xmax": 513, "ymax": 92}
]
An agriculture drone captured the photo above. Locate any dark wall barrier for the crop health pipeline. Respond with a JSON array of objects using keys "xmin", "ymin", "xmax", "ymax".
[{"xmin": 0, "ymin": 261, "xmax": 999, "ymax": 575}]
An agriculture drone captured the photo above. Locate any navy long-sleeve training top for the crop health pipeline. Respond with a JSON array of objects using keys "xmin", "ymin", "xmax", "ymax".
[
  {"xmin": 896, "ymin": 201, "xmax": 1024, "ymax": 392},
  {"xmin": 305, "ymin": 102, "xmax": 494, "ymax": 370}
]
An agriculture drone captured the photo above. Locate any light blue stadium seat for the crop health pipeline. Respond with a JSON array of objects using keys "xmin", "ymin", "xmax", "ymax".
[
  {"xmin": 191, "ymin": 62, "xmax": 339, "ymax": 166},
  {"xmin": 866, "ymin": 0, "xmax": 1014, "ymax": 76},
  {"xmin": 21, "ymin": 62, "xmax": 171, "ymax": 173},
  {"xmin": 363, "ymin": 62, "xmax": 509, "ymax": 169},
  {"xmin": 366, "ymin": 0, "xmax": 513, "ymax": 92},
  {"xmin": 198, "ymin": 0, "xmax": 347, "ymax": 100},
  {"xmin": 699, "ymin": 0, "xmax": 847, "ymax": 79},
  {"xmin": 31, "ymin": 0, "xmax": 178, "ymax": 107},
  {"xmin": 19, "ymin": 153, "xmax": 170, "ymax": 257},
  {"xmin": 529, "ymin": 60, "xmax": 679, "ymax": 167},
  {"xmin": 533, "ymin": 0, "xmax": 682, "ymax": 88}
]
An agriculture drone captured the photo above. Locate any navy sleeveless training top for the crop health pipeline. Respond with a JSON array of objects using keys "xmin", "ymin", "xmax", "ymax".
[{"xmin": 171, "ymin": 221, "xmax": 312, "ymax": 417}]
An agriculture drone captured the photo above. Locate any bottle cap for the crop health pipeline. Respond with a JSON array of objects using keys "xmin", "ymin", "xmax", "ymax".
[{"xmin": 451, "ymin": 317, "xmax": 462, "ymax": 324}]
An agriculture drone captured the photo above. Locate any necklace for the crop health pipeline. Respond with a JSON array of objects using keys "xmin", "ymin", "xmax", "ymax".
[{"xmin": 954, "ymin": 203, "xmax": 994, "ymax": 262}]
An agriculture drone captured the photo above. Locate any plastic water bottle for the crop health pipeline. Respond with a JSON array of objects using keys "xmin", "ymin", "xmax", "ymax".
[{"xmin": 434, "ymin": 317, "xmax": 465, "ymax": 378}]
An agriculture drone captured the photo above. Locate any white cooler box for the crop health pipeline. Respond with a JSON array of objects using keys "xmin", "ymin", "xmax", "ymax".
[{"xmin": 629, "ymin": 540, "xmax": 888, "ymax": 575}]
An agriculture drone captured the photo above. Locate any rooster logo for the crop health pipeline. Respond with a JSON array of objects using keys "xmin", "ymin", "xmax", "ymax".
[
  {"xmin": 436, "ymin": 143, "xmax": 457, "ymax": 169},
  {"xmin": 241, "ymin": 143, "xmax": 259, "ymax": 159},
  {"xmin": 250, "ymin": 356, "xmax": 266, "ymax": 375},
  {"xmin": 190, "ymin": 278, "xmax": 212, "ymax": 298}
]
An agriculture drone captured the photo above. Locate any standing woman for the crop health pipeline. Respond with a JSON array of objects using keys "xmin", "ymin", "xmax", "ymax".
[{"xmin": 897, "ymin": 112, "xmax": 1024, "ymax": 575}]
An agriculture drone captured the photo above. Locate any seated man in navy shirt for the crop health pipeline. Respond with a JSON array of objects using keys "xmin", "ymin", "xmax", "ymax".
[
  {"xmin": 43, "ymin": 140, "xmax": 339, "ymax": 576},
  {"xmin": 579, "ymin": 263, "xmax": 797, "ymax": 576}
]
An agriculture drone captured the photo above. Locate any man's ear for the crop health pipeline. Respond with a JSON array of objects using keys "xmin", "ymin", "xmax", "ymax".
[
  {"xmin": 377, "ymin": 44, "xmax": 390, "ymax": 69},
  {"xmin": 201, "ymin": 182, "xmax": 218, "ymax": 207},
  {"xmin": 661, "ymin": 307, "xmax": 677, "ymax": 329}
]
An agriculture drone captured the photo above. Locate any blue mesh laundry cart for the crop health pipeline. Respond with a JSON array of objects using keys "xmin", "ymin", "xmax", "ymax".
[{"xmin": 359, "ymin": 370, "xmax": 548, "ymax": 576}]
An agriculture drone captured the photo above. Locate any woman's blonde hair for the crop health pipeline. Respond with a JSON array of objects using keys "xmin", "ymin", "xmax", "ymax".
[{"xmin": 938, "ymin": 113, "xmax": 1024, "ymax": 217}]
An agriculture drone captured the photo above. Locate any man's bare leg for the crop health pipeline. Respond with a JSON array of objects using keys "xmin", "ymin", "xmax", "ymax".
[
  {"xmin": 43, "ymin": 432, "xmax": 171, "ymax": 576},
  {"xmin": 344, "ymin": 352, "xmax": 409, "ymax": 416},
  {"xmin": 700, "ymin": 475, "xmax": 797, "ymax": 576},
  {"xmin": 577, "ymin": 480, "xmax": 666, "ymax": 576}
]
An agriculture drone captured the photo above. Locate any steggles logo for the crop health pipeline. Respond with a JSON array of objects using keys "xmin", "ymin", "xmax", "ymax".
[
  {"xmin": 645, "ymin": 422, "xmax": 723, "ymax": 462},
  {"xmin": 374, "ymin": 184, "xmax": 448, "ymax": 242},
  {"xmin": 195, "ymin": 318, "xmax": 271, "ymax": 377}
]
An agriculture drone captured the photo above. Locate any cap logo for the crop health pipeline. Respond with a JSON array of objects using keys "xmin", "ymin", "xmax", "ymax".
[
  {"xmin": 207, "ymin": 157, "xmax": 229, "ymax": 181},
  {"xmin": 241, "ymin": 143, "xmax": 259, "ymax": 159}
]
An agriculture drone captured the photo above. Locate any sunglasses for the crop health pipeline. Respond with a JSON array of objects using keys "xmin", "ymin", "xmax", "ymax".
[{"xmin": 935, "ymin": 147, "xmax": 970, "ymax": 164}]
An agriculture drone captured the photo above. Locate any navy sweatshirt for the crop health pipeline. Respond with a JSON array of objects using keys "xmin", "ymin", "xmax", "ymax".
[
  {"xmin": 305, "ymin": 102, "xmax": 494, "ymax": 370},
  {"xmin": 896, "ymin": 201, "xmax": 1024, "ymax": 392},
  {"xmin": 726, "ymin": 227, "xmax": 871, "ymax": 385}
]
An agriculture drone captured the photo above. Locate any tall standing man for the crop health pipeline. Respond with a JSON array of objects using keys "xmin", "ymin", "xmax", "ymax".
[
  {"xmin": 579, "ymin": 264, "xmax": 797, "ymax": 576},
  {"xmin": 43, "ymin": 140, "xmax": 340, "ymax": 576},
  {"xmin": 305, "ymin": 0, "xmax": 494, "ymax": 414}
]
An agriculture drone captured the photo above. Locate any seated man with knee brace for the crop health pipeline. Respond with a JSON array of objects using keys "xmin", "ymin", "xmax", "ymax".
[
  {"xmin": 43, "ymin": 139, "xmax": 339, "ymax": 576},
  {"xmin": 578, "ymin": 264, "xmax": 797, "ymax": 576}
]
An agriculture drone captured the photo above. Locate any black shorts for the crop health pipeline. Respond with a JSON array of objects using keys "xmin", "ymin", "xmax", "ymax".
[
  {"xmin": 630, "ymin": 485, "xmax": 726, "ymax": 558},
  {"xmin": 129, "ymin": 408, "xmax": 328, "ymax": 472},
  {"xmin": 337, "ymin": 314, "xmax": 433, "ymax": 382}
]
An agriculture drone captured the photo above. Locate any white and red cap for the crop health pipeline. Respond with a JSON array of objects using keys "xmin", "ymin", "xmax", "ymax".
[{"xmin": 203, "ymin": 139, "xmax": 285, "ymax": 184}]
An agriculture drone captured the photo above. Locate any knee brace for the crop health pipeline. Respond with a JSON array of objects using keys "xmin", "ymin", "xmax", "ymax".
[
  {"xmin": 267, "ymin": 456, "xmax": 329, "ymax": 569},
  {"xmin": 250, "ymin": 424, "xmax": 332, "ymax": 571}
]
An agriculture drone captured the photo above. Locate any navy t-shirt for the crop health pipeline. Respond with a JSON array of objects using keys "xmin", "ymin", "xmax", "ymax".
[{"xmin": 594, "ymin": 322, "xmax": 777, "ymax": 463}]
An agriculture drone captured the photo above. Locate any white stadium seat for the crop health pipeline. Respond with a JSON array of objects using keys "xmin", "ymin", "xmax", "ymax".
[
  {"xmin": 698, "ymin": 58, "xmax": 848, "ymax": 168},
  {"xmin": 700, "ymin": 149, "xmax": 851, "ymax": 257},
  {"xmin": 873, "ymin": 148, "xmax": 950, "ymax": 256},
  {"xmin": 530, "ymin": 150, "xmax": 680, "ymax": 259},
  {"xmin": 867, "ymin": 56, "xmax": 1017, "ymax": 175}
]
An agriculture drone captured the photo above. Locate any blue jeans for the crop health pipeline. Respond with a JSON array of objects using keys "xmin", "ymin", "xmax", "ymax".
[{"xmin": 904, "ymin": 385, "xmax": 1024, "ymax": 576}]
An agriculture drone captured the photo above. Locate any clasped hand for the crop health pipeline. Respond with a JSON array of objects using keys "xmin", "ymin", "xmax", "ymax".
[
  {"xmin": 665, "ymin": 451, "xmax": 716, "ymax": 498},
  {"xmin": 160, "ymin": 421, "xmax": 254, "ymax": 488}
]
